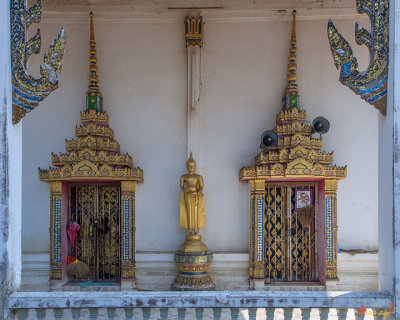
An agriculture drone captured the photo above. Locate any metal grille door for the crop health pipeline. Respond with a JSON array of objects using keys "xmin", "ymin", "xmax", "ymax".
[
  {"xmin": 69, "ymin": 185, "xmax": 121, "ymax": 282},
  {"xmin": 265, "ymin": 185, "xmax": 317, "ymax": 282}
]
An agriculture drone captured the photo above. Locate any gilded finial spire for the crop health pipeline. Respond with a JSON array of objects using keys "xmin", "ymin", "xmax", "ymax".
[
  {"xmin": 86, "ymin": 12, "xmax": 102, "ymax": 111},
  {"xmin": 283, "ymin": 10, "xmax": 299, "ymax": 110}
]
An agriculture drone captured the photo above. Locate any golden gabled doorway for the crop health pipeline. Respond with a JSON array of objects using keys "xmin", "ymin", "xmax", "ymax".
[
  {"xmin": 68, "ymin": 184, "xmax": 121, "ymax": 282},
  {"xmin": 264, "ymin": 183, "xmax": 317, "ymax": 282}
]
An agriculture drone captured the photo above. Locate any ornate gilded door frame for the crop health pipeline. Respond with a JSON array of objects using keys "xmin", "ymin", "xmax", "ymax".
[
  {"xmin": 120, "ymin": 181, "xmax": 136, "ymax": 286},
  {"xmin": 249, "ymin": 179, "xmax": 267, "ymax": 280},
  {"xmin": 325, "ymin": 180, "xmax": 339, "ymax": 280},
  {"xmin": 49, "ymin": 181, "xmax": 64, "ymax": 281},
  {"xmin": 47, "ymin": 179, "xmax": 138, "ymax": 288}
]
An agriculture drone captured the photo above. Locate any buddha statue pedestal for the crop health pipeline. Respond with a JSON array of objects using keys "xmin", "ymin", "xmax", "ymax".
[
  {"xmin": 172, "ymin": 153, "xmax": 215, "ymax": 290},
  {"xmin": 171, "ymin": 234, "xmax": 215, "ymax": 291}
]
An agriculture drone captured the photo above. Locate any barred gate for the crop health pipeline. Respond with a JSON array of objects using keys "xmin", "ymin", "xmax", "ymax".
[
  {"xmin": 69, "ymin": 185, "xmax": 121, "ymax": 282},
  {"xmin": 264, "ymin": 184, "xmax": 317, "ymax": 282}
]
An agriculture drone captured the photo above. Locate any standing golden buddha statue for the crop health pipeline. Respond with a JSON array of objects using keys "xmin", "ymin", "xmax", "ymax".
[
  {"xmin": 179, "ymin": 152, "xmax": 206, "ymax": 235},
  {"xmin": 171, "ymin": 153, "xmax": 215, "ymax": 291}
]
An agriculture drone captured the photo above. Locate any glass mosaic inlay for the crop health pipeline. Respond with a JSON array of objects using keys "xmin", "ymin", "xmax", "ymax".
[
  {"xmin": 131, "ymin": 198, "xmax": 134, "ymax": 259},
  {"xmin": 256, "ymin": 196, "xmax": 263, "ymax": 262},
  {"xmin": 53, "ymin": 198, "xmax": 61, "ymax": 263},
  {"xmin": 122, "ymin": 198, "xmax": 129, "ymax": 262},
  {"xmin": 326, "ymin": 196, "xmax": 333, "ymax": 261},
  {"xmin": 252, "ymin": 197, "xmax": 255, "ymax": 259}
]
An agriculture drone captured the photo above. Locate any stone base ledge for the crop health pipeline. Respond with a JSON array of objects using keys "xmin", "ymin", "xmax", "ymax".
[
  {"xmin": 9, "ymin": 291, "xmax": 392, "ymax": 309},
  {"xmin": 20, "ymin": 251, "xmax": 379, "ymax": 292},
  {"xmin": 337, "ymin": 252, "xmax": 378, "ymax": 291}
]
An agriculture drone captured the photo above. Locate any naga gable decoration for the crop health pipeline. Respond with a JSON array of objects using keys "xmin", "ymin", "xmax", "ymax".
[
  {"xmin": 11, "ymin": 0, "xmax": 66, "ymax": 124},
  {"xmin": 327, "ymin": 0, "xmax": 389, "ymax": 115}
]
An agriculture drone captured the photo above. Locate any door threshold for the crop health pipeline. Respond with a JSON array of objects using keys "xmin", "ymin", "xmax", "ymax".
[
  {"xmin": 263, "ymin": 283, "xmax": 326, "ymax": 291},
  {"xmin": 63, "ymin": 281, "xmax": 121, "ymax": 292},
  {"xmin": 269, "ymin": 282, "xmax": 321, "ymax": 285}
]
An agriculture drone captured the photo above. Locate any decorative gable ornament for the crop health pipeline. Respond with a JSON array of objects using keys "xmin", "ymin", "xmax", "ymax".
[{"xmin": 11, "ymin": 0, "xmax": 66, "ymax": 124}]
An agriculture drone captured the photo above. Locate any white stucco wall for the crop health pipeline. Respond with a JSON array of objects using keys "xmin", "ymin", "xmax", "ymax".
[
  {"xmin": 2, "ymin": 0, "xmax": 22, "ymax": 295},
  {"xmin": 22, "ymin": 11, "xmax": 378, "ymax": 255}
]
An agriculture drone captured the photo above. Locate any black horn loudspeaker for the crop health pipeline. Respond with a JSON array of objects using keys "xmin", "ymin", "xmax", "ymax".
[
  {"xmin": 260, "ymin": 130, "xmax": 278, "ymax": 149},
  {"xmin": 312, "ymin": 116, "xmax": 330, "ymax": 134}
]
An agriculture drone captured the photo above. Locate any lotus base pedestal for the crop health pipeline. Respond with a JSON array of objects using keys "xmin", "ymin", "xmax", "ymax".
[{"xmin": 171, "ymin": 235, "xmax": 215, "ymax": 291}]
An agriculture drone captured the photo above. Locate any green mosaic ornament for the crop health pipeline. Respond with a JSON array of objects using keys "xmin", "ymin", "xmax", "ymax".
[
  {"xmin": 87, "ymin": 92, "xmax": 100, "ymax": 111},
  {"xmin": 288, "ymin": 94, "xmax": 298, "ymax": 109}
]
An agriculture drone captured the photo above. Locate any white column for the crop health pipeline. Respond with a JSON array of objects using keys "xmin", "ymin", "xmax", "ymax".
[
  {"xmin": 380, "ymin": 0, "xmax": 398, "ymax": 316},
  {"xmin": 0, "ymin": 0, "xmax": 22, "ymax": 316},
  {"xmin": 391, "ymin": 0, "xmax": 400, "ymax": 315},
  {"xmin": 186, "ymin": 11, "xmax": 202, "ymax": 163}
]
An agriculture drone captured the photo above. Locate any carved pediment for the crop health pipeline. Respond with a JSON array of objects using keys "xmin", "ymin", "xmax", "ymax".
[{"xmin": 39, "ymin": 110, "xmax": 142, "ymax": 183}]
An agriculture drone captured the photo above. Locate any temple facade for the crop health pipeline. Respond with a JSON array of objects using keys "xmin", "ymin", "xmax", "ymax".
[
  {"xmin": 1, "ymin": 0, "xmax": 400, "ymax": 318},
  {"xmin": 21, "ymin": 2, "xmax": 378, "ymax": 291}
]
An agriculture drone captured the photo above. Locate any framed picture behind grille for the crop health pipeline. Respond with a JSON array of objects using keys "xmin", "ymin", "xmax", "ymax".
[{"xmin": 295, "ymin": 189, "xmax": 313, "ymax": 210}]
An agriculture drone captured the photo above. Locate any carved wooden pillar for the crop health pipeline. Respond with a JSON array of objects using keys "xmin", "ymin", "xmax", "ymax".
[
  {"xmin": 49, "ymin": 181, "xmax": 63, "ymax": 281},
  {"xmin": 250, "ymin": 179, "xmax": 266, "ymax": 280},
  {"xmin": 121, "ymin": 181, "xmax": 136, "ymax": 289},
  {"xmin": 325, "ymin": 179, "xmax": 338, "ymax": 280}
]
